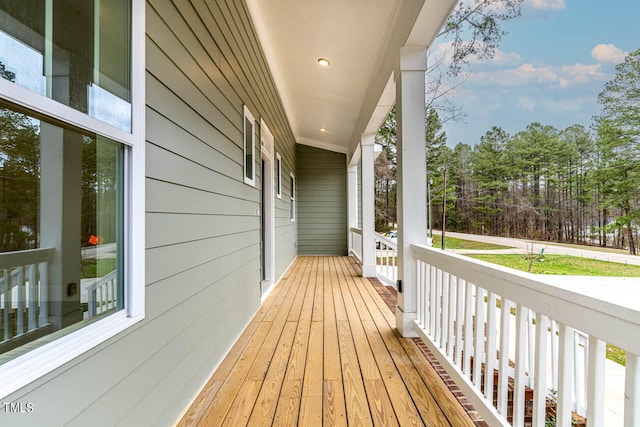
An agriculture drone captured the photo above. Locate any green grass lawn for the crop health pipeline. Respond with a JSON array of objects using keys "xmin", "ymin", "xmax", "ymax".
[
  {"xmin": 432, "ymin": 236, "xmax": 512, "ymax": 250},
  {"xmin": 469, "ymin": 254, "xmax": 640, "ymax": 277},
  {"xmin": 81, "ymin": 258, "xmax": 117, "ymax": 279}
]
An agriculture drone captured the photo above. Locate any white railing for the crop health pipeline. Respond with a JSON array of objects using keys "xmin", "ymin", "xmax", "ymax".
[
  {"xmin": 350, "ymin": 227, "xmax": 363, "ymax": 262},
  {"xmin": 412, "ymin": 243, "xmax": 640, "ymax": 427},
  {"xmin": 374, "ymin": 232, "xmax": 398, "ymax": 287},
  {"xmin": 87, "ymin": 270, "xmax": 118, "ymax": 317},
  {"xmin": 0, "ymin": 248, "xmax": 54, "ymax": 344}
]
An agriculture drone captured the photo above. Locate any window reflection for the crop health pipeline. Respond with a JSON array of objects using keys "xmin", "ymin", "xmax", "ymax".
[
  {"xmin": 0, "ymin": 100, "xmax": 124, "ymax": 360},
  {"xmin": 0, "ymin": 0, "xmax": 132, "ymax": 132}
]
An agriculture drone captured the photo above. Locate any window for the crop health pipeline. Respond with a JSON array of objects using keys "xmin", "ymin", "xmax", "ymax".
[
  {"xmin": 290, "ymin": 173, "xmax": 296, "ymax": 221},
  {"xmin": 243, "ymin": 105, "xmax": 255, "ymax": 186},
  {"xmin": 276, "ymin": 153, "xmax": 282, "ymax": 199},
  {"xmin": 0, "ymin": 0, "xmax": 144, "ymax": 398}
]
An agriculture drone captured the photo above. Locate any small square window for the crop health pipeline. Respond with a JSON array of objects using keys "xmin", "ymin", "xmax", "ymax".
[
  {"xmin": 276, "ymin": 153, "xmax": 282, "ymax": 199},
  {"xmin": 290, "ymin": 173, "xmax": 296, "ymax": 222},
  {"xmin": 243, "ymin": 106, "xmax": 256, "ymax": 186}
]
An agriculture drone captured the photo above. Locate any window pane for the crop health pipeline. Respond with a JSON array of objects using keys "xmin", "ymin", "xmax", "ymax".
[
  {"xmin": 245, "ymin": 117, "xmax": 253, "ymax": 180},
  {"xmin": 0, "ymin": 0, "xmax": 132, "ymax": 131},
  {"xmin": 276, "ymin": 157, "xmax": 281, "ymax": 196},
  {"xmin": 0, "ymin": 101, "xmax": 124, "ymax": 362}
]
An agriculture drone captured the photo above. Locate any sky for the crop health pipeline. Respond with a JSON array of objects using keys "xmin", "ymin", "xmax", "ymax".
[{"xmin": 433, "ymin": 0, "xmax": 640, "ymax": 147}]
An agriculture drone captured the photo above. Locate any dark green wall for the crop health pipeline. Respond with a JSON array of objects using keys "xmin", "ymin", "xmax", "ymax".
[{"xmin": 297, "ymin": 145, "xmax": 347, "ymax": 255}]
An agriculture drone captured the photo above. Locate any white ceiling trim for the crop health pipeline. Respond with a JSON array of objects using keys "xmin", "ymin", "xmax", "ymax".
[
  {"xmin": 245, "ymin": 0, "xmax": 299, "ymax": 138},
  {"xmin": 245, "ymin": 0, "xmax": 458, "ymax": 164},
  {"xmin": 297, "ymin": 137, "xmax": 349, "ymax": 155}
]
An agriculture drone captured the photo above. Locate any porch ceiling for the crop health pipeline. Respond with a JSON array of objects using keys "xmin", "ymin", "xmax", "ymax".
[{"xmin": 246, "ymin": 0, "xmax": 457, "ymax": 158}]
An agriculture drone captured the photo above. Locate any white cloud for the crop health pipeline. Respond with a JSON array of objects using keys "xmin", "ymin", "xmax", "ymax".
[
  {"xmin": 528, "ymin": 0, "xmax": 566, "ymax": 10},
  {"xmin": 430, "ymin": 41, "xmax": 521, "ymax": 68},
  {"xmin": 591, "ymin": 44, "xmax": 627, "ymax": 64},
  {"xmin": 517, "ymin": 96, "xmax": 536, "ymax": 112},
  {"xmin": 469, "ymin": 62, "xmax": 607, "ymax": 88},
  {"xmin": 490, "ymin": 49, "xmax": 523, "ymax": 66}
]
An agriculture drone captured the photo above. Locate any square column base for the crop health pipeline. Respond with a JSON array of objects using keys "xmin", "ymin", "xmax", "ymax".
[
  {"xmin": 361, "ymin": 264, "xmax": 376, "ymax": 278},
  {"xmin": 396, "ymin": 306, "xmax": 418, "ymax": 337}
]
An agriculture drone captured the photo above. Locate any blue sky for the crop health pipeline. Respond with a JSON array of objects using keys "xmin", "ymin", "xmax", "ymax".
[{"xmin": 434, "ymin": 0, "xmax": 640, "ymax": 147}]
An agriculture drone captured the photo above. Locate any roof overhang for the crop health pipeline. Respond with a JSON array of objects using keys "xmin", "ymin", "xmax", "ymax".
[{"xmin": 246, "ymin": 0, "xmax": 458, "ymax": 160}]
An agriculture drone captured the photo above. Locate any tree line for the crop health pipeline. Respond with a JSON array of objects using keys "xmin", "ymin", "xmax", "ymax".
[{"xmin": 375, "ymin": 49, "xmax": 640, "ymax": 254}]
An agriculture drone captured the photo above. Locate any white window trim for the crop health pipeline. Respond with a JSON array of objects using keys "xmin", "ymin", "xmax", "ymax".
[
  {"xmin": 276, "ymin": 153, "xmax": 282, "ymax": 199},
  {"xmin": 0, "ymin": 0, "xmax": 145, "ymax": 399},
  {"xmin": 243, "ymin": 105, "xmax": 256, "ymax": 186},
  {"xmin": 290, "ymin": 172, "xmax": 296, "ymax": 222}
]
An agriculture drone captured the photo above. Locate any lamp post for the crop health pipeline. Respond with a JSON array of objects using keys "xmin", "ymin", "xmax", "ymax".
[{"xmin": 427, "ymin": 174, "xmax": 433, "ymax": 239}]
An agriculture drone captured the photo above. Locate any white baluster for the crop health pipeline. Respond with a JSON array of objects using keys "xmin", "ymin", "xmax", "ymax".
[
  {"xmin": 625, "ymin": 353, "xmax": 640, "ymax": 427},
  {"xmin": 498, "ymin": 298, "xmax": 511, "ymax": 416},
  {"xmin": 435, "ymin": 268, "xmax": 443, "ymax": 344},
  {"xmin": 557, "ymin": 323, "xmax": 575, "ymax": 427},
  {"xmin": 587, "ymin": 336, "xmax": 605, "ymax": 427},
  {"xmin": 39, "ymin": 262, "xmax": 48, "ymax": 325},
  {"xmin": 441, "ymin": 271, "xmax": 449, "ymax": 351},
  {"xmin": 473, "ymin": 286, "xmax": 485, "ymax": 388},
  {"xmin": 513, "ymin": 304, "xmax": 527, "ymax": 426},
  {"xmin": 3, "ymin": 268, "xmax": 11, "ymax": 341},
  {"xmin": 463, "ymin": 279, "xmax": 473, "ymax": 376},
  {"xmin": 447, "ymin": 273, "xmax": 456, "ymax": 357},
  {"xmin": 455, "ymin": 277, "xmax": 464, "ymax": 368},
  {"xmin": 533, "ymin": 313, "xmax": 549, "ymax": 427},
  {"xmin": 485, "ymin": 292, "xmax": 498, "ymax": 402},
  {"xmin": 17, "ymin": 266, "xmax": 25, "ymax": 335},
  {"xmin": 28, "ymin": 263, "xmax": 37, "ymax": 330},
  {"xmin": 429, "ymin": 265, "xmax": 437, "ymax": 339}
]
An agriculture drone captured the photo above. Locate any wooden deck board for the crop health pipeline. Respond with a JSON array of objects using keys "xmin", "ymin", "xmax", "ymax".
[{"xmin": 178, "ymin": 256, "xmax": 475, "ymax": 426}]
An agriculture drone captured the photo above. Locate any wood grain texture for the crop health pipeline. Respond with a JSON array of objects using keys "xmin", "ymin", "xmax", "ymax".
[{"xmin": 178, "ymin": 257, "xmax": 476, "ymax": 427}]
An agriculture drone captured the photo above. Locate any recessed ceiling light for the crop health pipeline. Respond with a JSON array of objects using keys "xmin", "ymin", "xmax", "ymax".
[
  {"xmin": 317, "ymin": 58, "xmax": 330, "ymax": 67},
  {"xmin": 320, "ymin": 127, "xmax": 327, "ymax": 132}
]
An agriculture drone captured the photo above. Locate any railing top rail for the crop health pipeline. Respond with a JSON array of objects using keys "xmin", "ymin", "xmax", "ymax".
[
  {"xmin": 411, "ymin": 243, "xmax": 640, "ymax": 354},
  {"xmin": 0, "ymin": 248, "xmax": 55, "ymax": 270},
  {"xmin": 87, "ymin": 269, "xmax": 118, "ymax": 292},
  {"xmin": 350, "ymin": 227, "xmax": 363, "ymax": 235},
  {"xmin": 374, "ymin": 232, "xmax": 397, "ymax": 249}
]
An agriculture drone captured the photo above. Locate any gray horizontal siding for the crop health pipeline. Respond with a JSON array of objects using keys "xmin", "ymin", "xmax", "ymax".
[
  {"xmin": 4, "ymin": 0, "xmax": 298, "ymax": 425},
  {"xmin": 297, "ymin": 145, "xmax": 347, "ymax": 255}
]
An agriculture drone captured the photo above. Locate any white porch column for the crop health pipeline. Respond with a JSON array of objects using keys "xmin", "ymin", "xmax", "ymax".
[
  {"xmin": 395, "ymin": 46, "xmax": 428, "ymax": 337},
  {"xmin": 40, "ymin": 123, "xmax": 83, "ymax": 330},
  {"xmin": 347, "ymin": 163, "xmax": 358, "ymax": 254},
  {"xmin": 361, "ymin": 133, "xmax": 376, "ymax": 277}
]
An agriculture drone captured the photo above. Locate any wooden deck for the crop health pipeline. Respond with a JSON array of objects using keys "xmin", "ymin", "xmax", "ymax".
[{"xmin": 178, "ymin": 256, "xmax": 475, "ymax": 426}]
